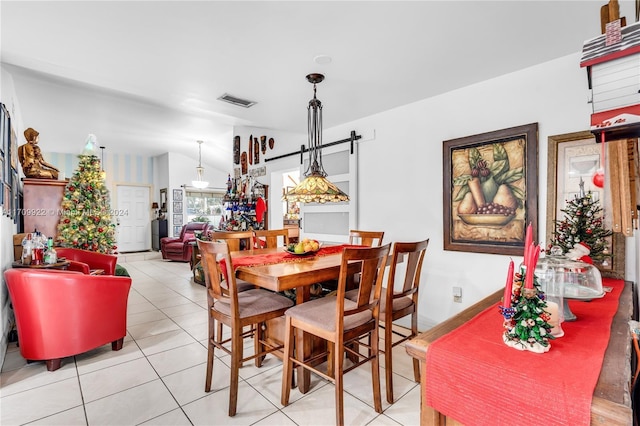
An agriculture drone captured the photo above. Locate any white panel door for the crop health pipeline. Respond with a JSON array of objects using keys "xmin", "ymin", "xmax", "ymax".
[
  {"xmin": 116, "ymin": 185, "xmax": 151, "ymax": 252},
  {"xmin": 301, "ymin": 142, "xmax": 357, "ymax": 244}
]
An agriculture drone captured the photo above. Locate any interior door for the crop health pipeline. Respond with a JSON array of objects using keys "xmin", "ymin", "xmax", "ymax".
[
  {"xmin": 116, "ymin": 185, "xmax": 151, "ymax": 252},
  {"xmin": 301, "ymin": 142, "xmax": 358, "ymax": 243}
]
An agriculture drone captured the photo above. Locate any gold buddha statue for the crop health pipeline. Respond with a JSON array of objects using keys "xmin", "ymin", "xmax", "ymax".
[{"xmin": 18, "ymin": 128, "xmax": 59, "ymax": 179}]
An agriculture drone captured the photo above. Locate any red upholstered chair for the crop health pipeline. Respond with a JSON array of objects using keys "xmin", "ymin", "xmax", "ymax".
[
  {"xmin": 160, "ymin": 222, "xmax": 210, "ymax": 262},
  {"xmin": 55, "ymin": 247, "xmax": 118, "ymax": 275},
  {"xmin": 4, "ymin": 269, "xmax": 132, "ymax": 371}
]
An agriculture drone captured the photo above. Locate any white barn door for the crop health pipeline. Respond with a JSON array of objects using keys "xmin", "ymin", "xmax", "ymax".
[
  {"xmin": 116, "ymin": 185, "xmax": 151, "ymax": 252},
  {"xmin": 300, "ymin": 142, "xmax": 357, "ymax": 243}
]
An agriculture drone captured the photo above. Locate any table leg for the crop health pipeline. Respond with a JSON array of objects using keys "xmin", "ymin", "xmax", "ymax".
[{"xmin": 296, "ymin": 285, "xmax": 312, "ymax": 393}]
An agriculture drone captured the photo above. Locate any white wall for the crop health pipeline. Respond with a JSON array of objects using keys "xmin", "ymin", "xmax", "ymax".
[
  {"xmin": 235, "ymin": 53, "xmax": 638, "ymax": 328},
  {"xmin": 2, "ymin": 51, "xmax": 638, "ymax": 354},
  {"xmin": 0, "ymin": 67, "xmax": 25, "ymax": 369},
  {"xmin": 323, "ymin": 52, "xmax": 638, "ymax": 328}
]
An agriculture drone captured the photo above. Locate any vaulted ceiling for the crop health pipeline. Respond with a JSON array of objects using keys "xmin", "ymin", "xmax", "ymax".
[{"xmin": 2, "ymin": 1, "xmax": 635, "ymax": 172}]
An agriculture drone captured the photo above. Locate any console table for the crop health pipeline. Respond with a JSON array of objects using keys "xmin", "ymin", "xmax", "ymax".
[{"xmin": 406, "ymin": 280, "xmax": 635, "ymax": 425}]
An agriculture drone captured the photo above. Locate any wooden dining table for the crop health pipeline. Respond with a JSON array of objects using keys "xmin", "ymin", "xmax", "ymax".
[{"xmin": 230, "ymin": 245, "xmax": 361, "ymax": 393}]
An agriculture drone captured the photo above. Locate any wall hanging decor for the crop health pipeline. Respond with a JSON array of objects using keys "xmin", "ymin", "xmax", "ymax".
[{"xmin": 443, "ymin": 123, "xmax": 538, "ymax": 255}]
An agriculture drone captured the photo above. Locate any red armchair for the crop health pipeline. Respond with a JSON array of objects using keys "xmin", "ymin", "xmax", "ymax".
[
  {"xmin": 160, "ymin": 222, "xmax": 210, "ymax": 262},
  {"xmin": 4, "ymin": 269, "xmax": 132, "ymax": 371},
  {"xmin": 55, "ymin": 247, "xmax": 118, "ymax": 275}
]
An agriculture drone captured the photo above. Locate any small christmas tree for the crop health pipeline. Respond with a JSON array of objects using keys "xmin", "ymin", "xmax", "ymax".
[
  {"xmin": 502, "ymin": 269, "xmax": 554, "ymax": 353},
  {"xmin": 56, "ymin": 144, "xmax": 116, "ymax": 254},
  {"xmin": 550, "ymin": 178, "xmax": 612, "ymax": 263},
  {"xmin": 500, "ymin": 225, "xmax": 554, "ymax": 353}
]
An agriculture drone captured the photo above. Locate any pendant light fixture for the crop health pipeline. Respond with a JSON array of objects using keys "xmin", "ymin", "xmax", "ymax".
[
  {"xmin": 99, "ymin": 145, "xmax": 106, "ymax": 179},
  {"xmin": 192, "ymin": 140, "xmax": 209, "ymax": 189},
  {"xmin": 283, "ymin": 74, "xmax": 349, "ymax": 203}
]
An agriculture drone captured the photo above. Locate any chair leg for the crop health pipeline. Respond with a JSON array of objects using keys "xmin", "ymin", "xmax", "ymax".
[
  {"xmin": 385, "ymin": 319, "xmax": 394, "ymax": 404},
  {"xmin": 411, "ymin": 313, "xmax": 421, "ymax": 383},
  {"xmin": 216, "ymin": 320, "xmax": 223, "ymax": 345},
  {"xmin": 371, "ymin": 328, "xmax": 383, "ymax": 413},
  {"xmin": 334, "ymin": 339, "xmax": 345, "ymax": 426},
  {"xmin": 281, "ymin": 316, "xmax": 294, "ymax": 407},
  {"xmin": 327, "ymin": 342, "xmax": 334, "ymax": 378},
  {"xmin": 229, "ymin": 325, "xmax": 243, "ymax": 416},
  {"xmin": 111, "ymin": 337, "xmax": 124, "ymax": 351},
  {"xmin": 46, "ymin": 359, "xmax": 61, "ymax": 371},
  {"xmin": 205, "ymin": 318, "xmax": 215, "ymax": 392},
  {"xmin": 255, "ymin": 322, "xmax": 265, "ymax": 367}
]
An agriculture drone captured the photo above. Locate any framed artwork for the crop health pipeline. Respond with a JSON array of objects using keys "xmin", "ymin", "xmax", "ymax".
[
  {"xmin": 4, "ymin": 184, "xmax": 9, "ymax": 217},
  {"xmin": 443, "ymin": 123, "xmax": 538, "ymax": 255},
  {"xmin": 0, "ymin": 167, "xmax": 3, "ymax": 209},
  {"xmin": 0, "ymin": 105, "xmax": 5, "ymax": 159},
  {"xmin": 160, "ymin": 188, "xmax": 167, "ymax": 212},
  {"xmin": 1, "ymin": 104, "xmax": 9, "ymax": 183},
  {"xmin": 10, "ymin": 127, "xmax": 18, "ymax": 171},
  {"xmin": 173, "ymin": 225, "xmax": 182, "ymax": 236},
  {"xmin": 173, "ymin": 188, "xmax": 183, "ymax": 201},
  {"xmin": 173, "ymin": 214, "xmax": 183, "ymax": 226},
  {"xmin": 173, "ymin": 201, "xmax": 183, "ymax": 214},
  {"xmin": 12, "ymin": 168, "xmax": 18, "ymax": 223},
  {"xmin": 546, "ymin": 131, "xmax": 625, "ymax": 279}
]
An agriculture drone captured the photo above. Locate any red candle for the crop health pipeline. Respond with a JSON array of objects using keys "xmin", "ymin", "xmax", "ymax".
[
  {"xmin": 523, "ymin": 222, "xmax": 532, "ymax": 261},
  {"xmin": 503, "ymin": 259, "xmax": 514, "ymax": 307},
  {"xmin": 524, "ymin": 244, "xmax": 540, "ymax": 289}
]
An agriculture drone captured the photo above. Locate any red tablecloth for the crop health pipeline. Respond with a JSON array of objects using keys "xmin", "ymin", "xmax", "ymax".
[
  {"xmin": 219, "ymin": 244, "xmax": 355, "ymax": 281},
  {"xmin": 425, "ymin": 278, "xmax": 623, "ymax": 426}
]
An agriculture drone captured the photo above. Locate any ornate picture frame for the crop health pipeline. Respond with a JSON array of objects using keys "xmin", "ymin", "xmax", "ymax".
[
  {"xmin": 546, "ymin": 131, "xmax": 625, "ymax": 279},
  {"xmin": 159, "ymin": 188, "xmax": 167, "ymax": 212},
  {"xmin": 443, "ymin": 123, "xmax": 538, "ymax": 255}
]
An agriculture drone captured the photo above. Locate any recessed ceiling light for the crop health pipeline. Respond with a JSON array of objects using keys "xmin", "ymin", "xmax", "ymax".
[{"xmin": 313, "ymin": 55, "xmax": 332, "ymax": 65}]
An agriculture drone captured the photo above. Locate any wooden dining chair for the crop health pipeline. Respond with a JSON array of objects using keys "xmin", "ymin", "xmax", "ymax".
[
  {"xmin": 208, "ymin": 230, "xmax": 254, "ymax": 252},
  {"xmin": 348, "ymin": 230, "xmax": 385, "ymax": 247},
  {"xmin": 198, "ymin": 240, "xmax": 294, "ymax": 417},
  {"xmin": 378, "ymin": 238, "xmax": 429, "ymax": 403},
  {"xmin": 281, "ymin": 244, "xmax": 391, "ymax": 426},
  {"xmin": 254, "ymin": 228, "xmax": 289, "ymax": 248}
]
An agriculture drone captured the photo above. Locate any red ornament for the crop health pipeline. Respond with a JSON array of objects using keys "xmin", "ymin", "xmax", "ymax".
[
  {"xmin": 592, "ymin": 169, "xmax": 605, "ymax": 188},
  {"xmin": 98, "ymin": 227, "xmax": 104, "ymax": 233}
]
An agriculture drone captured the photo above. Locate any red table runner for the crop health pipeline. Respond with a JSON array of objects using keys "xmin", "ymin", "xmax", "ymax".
[
  {"xmin": 219, "ymin": 244, "xmax": 355, "ymax": 281},
  {"xmin": 425, "ymin": 278, "xmax": 623, "ymax": 426}
]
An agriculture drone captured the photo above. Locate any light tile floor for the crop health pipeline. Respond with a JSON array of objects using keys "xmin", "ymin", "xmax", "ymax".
[{"xmin": 1, "ymin": 253, "xmax": 422, "ymax": 425}]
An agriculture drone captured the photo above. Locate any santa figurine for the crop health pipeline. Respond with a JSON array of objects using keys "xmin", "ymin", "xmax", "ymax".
[{"xmin": 566, "ymin": 242, "xmax": 593, "ymax": 264}]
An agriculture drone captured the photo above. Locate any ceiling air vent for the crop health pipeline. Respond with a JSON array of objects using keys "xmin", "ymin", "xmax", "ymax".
[{"xmin": 217, "ymin": 93, "xmax": 256, "ymax": 108}]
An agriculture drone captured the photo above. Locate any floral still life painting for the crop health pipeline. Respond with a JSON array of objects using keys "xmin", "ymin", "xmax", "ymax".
[{"xmin": 443, "ymin": 123, "xmax": 538, "ymax": 255}]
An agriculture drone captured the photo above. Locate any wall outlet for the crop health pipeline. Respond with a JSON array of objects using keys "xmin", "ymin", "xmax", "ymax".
[{"xmin": 453, "ymin": 286, "xmax": 462, "ymax": 303}]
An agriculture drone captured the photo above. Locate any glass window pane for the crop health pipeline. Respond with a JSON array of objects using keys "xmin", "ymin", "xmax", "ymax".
[{"xmin": 186, "ymin": 190, "xmax": 225, "ymax": 225}]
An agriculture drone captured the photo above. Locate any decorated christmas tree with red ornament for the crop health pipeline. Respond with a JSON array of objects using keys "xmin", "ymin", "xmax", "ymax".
[
  {"xmin": 56, "ymin": 152, "xmax": 116, "ymax": 254},
  {"xmin": 549, "ymin": 179, "xmax": 612, "ymax": 263}
]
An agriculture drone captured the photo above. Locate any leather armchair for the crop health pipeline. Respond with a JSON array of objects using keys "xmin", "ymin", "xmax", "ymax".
[
  {"xmin": 4, "ymin": 269, "xmax": 132, "ymax": 371},
  {"xmin": 160, "ymin": 222, "xmax": 210, "ymax": 262},
  {"xmin": 56, "ymin": 247, "xmax": 118, "ymax": 275}
]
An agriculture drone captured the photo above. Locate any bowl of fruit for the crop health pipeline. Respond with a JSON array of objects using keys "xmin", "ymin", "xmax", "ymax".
[
  {"xmin": 286, "ymin": 238, "xmax": 321, "ymax": 255},
  {"xmin": 458, "ymin": 202, "xmax": 516, "ymax": 226}
]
